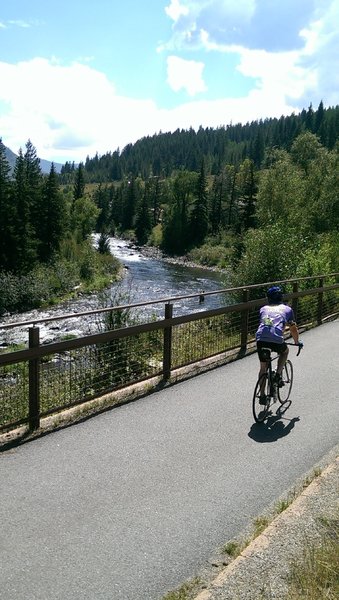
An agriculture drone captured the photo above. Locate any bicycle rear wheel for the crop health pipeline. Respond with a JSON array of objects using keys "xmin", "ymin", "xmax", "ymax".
[
  {"xmin": 278, "ymin": 360, "xmax": 293, "ymax": 403},
  {"xmin": 252, "ymin": 373, "xmax": 270, "ymax": 423}
]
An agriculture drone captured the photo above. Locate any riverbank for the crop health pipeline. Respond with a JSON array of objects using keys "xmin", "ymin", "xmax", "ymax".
[
  {"xmin": 128, "ymin": 241, "xmax": 229, "ymax": 275},
  {"xmin": 0, "ymin": 237, "xmax": 226, "ymax": 346}
]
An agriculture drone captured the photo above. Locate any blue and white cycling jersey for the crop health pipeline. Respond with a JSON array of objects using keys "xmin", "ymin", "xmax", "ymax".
[{"xmin": 256, "ymin": 303, "xmax": 295, "ymax": 344}]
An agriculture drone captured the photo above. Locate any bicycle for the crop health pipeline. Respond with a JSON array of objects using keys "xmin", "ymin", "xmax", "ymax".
[{"xmin": 252, "ymin": 342, "xmax": 303, "ymax": 423}]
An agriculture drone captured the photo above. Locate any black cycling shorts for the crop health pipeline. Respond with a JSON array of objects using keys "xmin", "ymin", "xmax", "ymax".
[{"xmin": 256, "ymin": 340, "xmax": 288, "ymax": 361}]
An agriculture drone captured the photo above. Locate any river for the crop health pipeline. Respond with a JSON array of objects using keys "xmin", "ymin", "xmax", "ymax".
[{"xmin": 0, "ymin": 237, "xmax": 229, "ymax": 346}]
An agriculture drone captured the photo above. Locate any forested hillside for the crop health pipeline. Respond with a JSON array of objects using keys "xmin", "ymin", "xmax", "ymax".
[
  {"xmin": 61, "ymin": 101, "xmax": 338, "ymax": 182},
  {"xmin": 0, "ymin": 140, "xmax": 119, "ymax": 315},
  {"xmin": 64, "ymin": 101, "xmax": 338, "ymax": 288},
  {"xmin": 0, "ymin": 101, "xmax": 338, "ymax": 314}
]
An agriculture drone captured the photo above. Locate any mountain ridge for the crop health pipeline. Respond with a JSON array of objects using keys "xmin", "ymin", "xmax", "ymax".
[{"xmin": 4, "ymin": 144, "xmax": 63, "ymax": 174}]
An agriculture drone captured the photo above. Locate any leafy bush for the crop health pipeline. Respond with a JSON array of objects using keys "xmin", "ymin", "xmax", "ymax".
[
  {"xmin": 0, "ymin": 238, "xmax": 120, "ymax": 315},
  {"xmin": 188, "ymin": 243, "xmax": 232, "ymax": 268},
  {"xmin": 231, "ymin": 222, "xmax": 306, "ymax": 288},
  {"xmin": 148, "ymin": 224, "xmax": 162, "ymax": 247}
]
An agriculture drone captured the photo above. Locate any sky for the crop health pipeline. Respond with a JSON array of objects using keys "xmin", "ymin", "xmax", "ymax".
[{"xmin": 0, "ymin": 0, "xmax": 338, "ymax": 164}]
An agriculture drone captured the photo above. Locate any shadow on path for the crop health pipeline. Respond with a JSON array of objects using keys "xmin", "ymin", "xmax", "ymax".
[{"xmin": 248, "ymin": 411, "xmax": 300, "ymax": 443}]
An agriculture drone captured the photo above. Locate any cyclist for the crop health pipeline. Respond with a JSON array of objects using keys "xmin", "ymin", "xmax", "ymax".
[{"xmin": 256, "ymin": 286, "xmax": 302, "ymax": 403}]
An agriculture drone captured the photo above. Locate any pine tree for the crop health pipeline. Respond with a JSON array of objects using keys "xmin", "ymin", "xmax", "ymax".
[
  {"xmin": 97, "ymin": 232, "xmax": 111, "ymax": 254},
  {"xmin": 135, "ymin": 184, "xmax": 152, "ymax": 245},
  {"xmin": 94, "ymin": 184, "xmax": 111, "ymax": 232},
  {"xmin": 189, "ymin": 161, "xmax": 208, "ymax": 245},
  {"xmin": 225, "ymin": 164, "xmax": 239, "ymax": 229},
  {"xmin": 110, "ymin": 185, "xmax": 123, "ymax": 231},
  {"xmin": 0, "ymin": 139, "xmax": 15, "ymax": 271},
  {"xmin": 209, "ymin": 174, "xmax": 223, "ymax": 235},
  {"xmin": 251, "ymin": 129, "xmax": 265, "ymax": 168},
  {"xmin": 237, "ymin": 159, "xmax": 257, "ymax": 231},
  {"xmin": 122, "ymin": 177, "xmax": 139, "ymax": 230},
  {"xmin": 39, "ymin": 163, "xmax": 67, "ymax": 261},
  {"xmin": 24, "ymin": 139, "xmax": 43, "ymax": 258},
  {"xmin": 305, "ymin": 103, "xmax": 314, "ymax": 132},
  {"xmin": 12, "ymin": 149, "xmax": 38, "ymax": 272},
  {"xmin": 150, "ymin": 176, "xmax": 162, "ymax": 226},
  {"xmin": 73, "ymin": 163, "xmax": 85, "ymax": 201},
  {"xmin": 161, "ymin": 172, "xmax": 196, "ymax": 254}
]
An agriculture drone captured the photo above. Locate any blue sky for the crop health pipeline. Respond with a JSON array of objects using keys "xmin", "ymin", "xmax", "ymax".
[{"xmin": 0, "ymin": 0, "xmax": 338, "ymax": 164}]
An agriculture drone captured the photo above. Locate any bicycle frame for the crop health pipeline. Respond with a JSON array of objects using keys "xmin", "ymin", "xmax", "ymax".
[
  {"xmin": 259, "ymin": 349, "xmax": 278, "ymax": 399},
  {"xmin": 253, "ymin": 342, "xmax": 302, "ymax": 423}
]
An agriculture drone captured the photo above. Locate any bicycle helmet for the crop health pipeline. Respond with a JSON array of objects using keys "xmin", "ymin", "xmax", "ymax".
[{"xmin": 267, "ymin": 285, "xmax": 283, "ymax": 303}]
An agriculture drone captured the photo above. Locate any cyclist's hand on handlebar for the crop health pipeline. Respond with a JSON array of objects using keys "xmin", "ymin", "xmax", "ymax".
[{"xmin": 297, "ymin": 341, "xmax": 303, "ymax": 356}]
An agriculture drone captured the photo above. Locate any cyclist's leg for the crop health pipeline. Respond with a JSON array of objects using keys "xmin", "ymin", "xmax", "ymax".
[
  {"xmin": 256, "ymin": 342, "xmax": 270, "ymax": 396},
  {"xmin": 259, "ymin": 360, "xmax": 269, "ymax": 395},
  {"xmin": 276, "ymin": 344, "xmax": 288, "ymax": 376}
]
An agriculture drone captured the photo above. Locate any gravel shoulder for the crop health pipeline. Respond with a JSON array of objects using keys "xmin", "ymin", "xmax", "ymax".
[{"xmin": 192, "ymin": 448, "xmax": 339, "ymax": 600}]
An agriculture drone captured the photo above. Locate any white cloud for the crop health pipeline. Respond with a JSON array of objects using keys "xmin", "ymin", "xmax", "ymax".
[
  {"xmin": 0, "ymin": 58, "xmax": 161, "ymax": 162},
  {"xmin": 8, "ymin": 20, "xmax": 31, "ymax": 28},
  {"xmin": 166, "ymin": 56, "xmax": 207, "ymax": 95},
  {"xmin": 236, "ymin": 48, "xmax": 317, "ymax": 101},
  {"xmin": 165, "ymin": 0, "xmax": 189, "ymax": 22},
  {"xmin": 0, "ymin": 36, "xmax": 334, "ymax": 166},
  {"xmin": 157, "ymin": 90, "xmax": 297, "ymax": 134},
  {"xmin": 296, "ymin": 2, "xmax": 339, "ymax": 106}
]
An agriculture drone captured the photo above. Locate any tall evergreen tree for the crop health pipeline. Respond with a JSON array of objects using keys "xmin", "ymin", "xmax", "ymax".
[
  {"xmin": 236, "ymin": 159, "xmax": 257, "ymax": 230},
  {"xmin": 12, "ymin": 149, "xmax": 38, "ymax": 272},
  {"xmin": 209, "ymin": 174, "xmax": 223, "ymax": 235},
  {"xmin": 135, "ymin": 184, "xmax": 152, "ymax": 245},
  {"xmin": 305, "ymin": 103, "xmax": 315, "ymax": 132},
  {"xmin": 121, "ymin": 177, "xmax": 139, "ymax": 230},
  {"xmin": 110, "ymin": 185, "xmax": 123, "ymax": 230},
  {"xmin": 24, "ymin": 139, "xmax": 43, "ymax": 253},
  {"xmin": 39, "ymin": 163, "xmax": 67, "ymax": 261},
  {"xmin": 150, "ymin": 176, "xmax": 162, "ymax": 226},
  {"xmin": 94, "ymin": 184, "xmax": 111, "ymax": 232},
  {"xmin": 223, "ymin": 164, "xmax": 239, "ymax": 229},
  {"xmin": 251, "ymin": 129, "xmax": 265, "ymax": 168},
  {"xmin": 0, "ymin": 139, "xmax": 15, "ymax": 271},
  {"xmin": 161, "ymin": 171, "xmax": 196, "ymax": 254},
  {"xmin": 189, "ymin": 161, "xmax": 208, "ymax": 245},
  {"xmin": 314, "ymin": 100, "xmax": 325, "ymax": 134},
  {"xmin": 73, "ymin": 162, "xmax": 85, "ymax": 201}
]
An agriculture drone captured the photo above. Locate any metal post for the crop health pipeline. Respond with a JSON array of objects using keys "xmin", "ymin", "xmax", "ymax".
[
  {"xmin": 317, "ymin": 277, "xmax": 324, "ymax": 325},
  {"xmin": 29, "ymin": 326, "xmax": 40, "ymax": 431},
  {"xmin": 240, "ymin": 289, "xmax": 249, "ymax": 351},
  {"xmin": 163, "ymin": 303, "xmax": 173, "ymax": 381}
]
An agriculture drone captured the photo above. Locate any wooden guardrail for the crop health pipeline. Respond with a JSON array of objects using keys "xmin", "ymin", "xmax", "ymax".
[{"xmin": 1, "ymin": 274, "xmax": 338, "ymax": 433}]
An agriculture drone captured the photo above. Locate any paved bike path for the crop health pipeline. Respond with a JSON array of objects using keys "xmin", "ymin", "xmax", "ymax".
[{"xmin": 0, "ymin": 321, "xmax": 338, "ymax": 600}]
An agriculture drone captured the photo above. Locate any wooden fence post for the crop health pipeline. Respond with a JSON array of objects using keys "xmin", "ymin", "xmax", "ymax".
[
  {"xmin": 292, "ymin": 282, "xmax": 298, "ymax": 320},
  {"xmin": 240, "ymin": 289, "xmax": 249, "ymax": 351},
  {"xmin": 317, "ymin": 277, "xmax": 324, "ymax": 325},
  {"xmin": 29, "ymin": 326, "xmax": 40, "ymax": 431},
  {"xmin": 163, "ymin": 303, "xmax": 173, "ymax": 381}
]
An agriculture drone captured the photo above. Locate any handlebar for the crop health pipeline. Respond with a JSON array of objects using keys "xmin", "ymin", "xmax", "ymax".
[{"xmin": 286, "ymin": 342, "xmax": 304, "ymax": 356}]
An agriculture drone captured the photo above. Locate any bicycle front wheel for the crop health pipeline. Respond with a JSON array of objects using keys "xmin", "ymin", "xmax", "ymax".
[
  {"xmin": 252, "ymin": 373, "xmax": 270, "ymax": 423},
  {"xmin": 278, "ymin": 360, "xmax": 293, "ymax": 403}
]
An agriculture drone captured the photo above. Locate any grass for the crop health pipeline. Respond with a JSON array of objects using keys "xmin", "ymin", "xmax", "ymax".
[
  {"xmin": 161, "ymin": 578, "xmax": 201, "ymax": 600},
  {"xmin": 223, "ymin": 540, "xmax": 244, "ymax": 559},
  {"xmin": 285, "ymin": 512, "xmax": 339, "ymax": 599}
]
